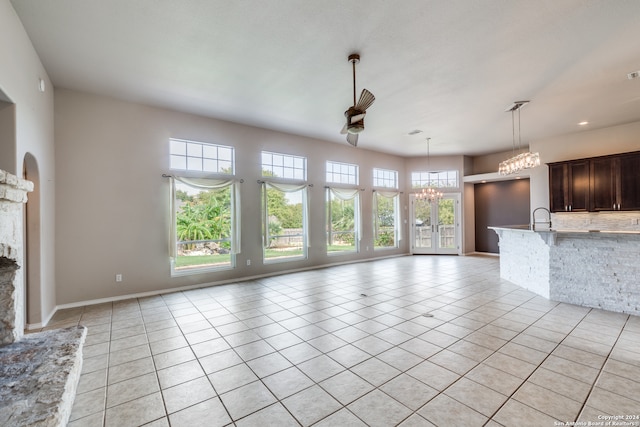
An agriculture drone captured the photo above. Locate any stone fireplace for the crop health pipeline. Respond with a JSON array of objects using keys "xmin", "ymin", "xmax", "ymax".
[
  {"xmin": 0, "ymin": 169, "xmax": 86, "ymax": 426},
  {"xmin": 0, "ymin": 169, "xmax": 32, "ymax": 344}
]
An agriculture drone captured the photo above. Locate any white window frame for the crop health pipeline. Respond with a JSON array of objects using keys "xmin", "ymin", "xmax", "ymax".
[
  {"xmin": 411, "ymin": 170, "xmax": 459, "ymax": 189},
  {"xmin": 170, "ymin": 138, "xmax": 234, "ymax": 174},
  {"xmin": 168, "ymin": 138, "xmax": 239, "ymax": 276},
  {"xmin": 373, "ymin": 191, "xmax": 400, "ymax": 250},
  {"xmin": 326, "ymin": 161, "xmax": 359, "ymax": 185},
  {"xmin": 373, "ymin": 168, "xmax": 398, "ymax": 189},
  {"xmin": 261, "ymin": 151, "xmax": 309, "ymax": 264},
  {"xmin": 326, "ymin": 187, "xmax": 361, "ymax": 255},
  {"xmin": 261, "ymin": 151, "xmax": 307, "ymax": 180}
]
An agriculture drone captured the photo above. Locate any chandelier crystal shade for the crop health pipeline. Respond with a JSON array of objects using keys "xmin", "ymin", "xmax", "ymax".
[
  {"xmin": 498, "ymin": 101, "xmax": 540, "ymax": 175},
  {"xmin": 415, "ymin": 186, "xmax": 443, "ymax": 202}
]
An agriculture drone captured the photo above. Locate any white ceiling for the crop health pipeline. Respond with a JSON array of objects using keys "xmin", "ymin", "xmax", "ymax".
[{"xmin": 11, "ymin": 0, "xmax": 640, "ymax": 157}]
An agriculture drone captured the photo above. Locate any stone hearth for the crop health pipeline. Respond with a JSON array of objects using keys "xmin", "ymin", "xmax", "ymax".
[
  {"xmin": 0, "ymin": 326, "xmax": 86, "ymax": 426},
  {"xmin": 0, "ymin": 169, "xmax": 86, "ymax": 427}
]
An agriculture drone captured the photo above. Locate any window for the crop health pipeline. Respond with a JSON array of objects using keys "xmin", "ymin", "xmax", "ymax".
[
  {"xmin": 411, "ymin": 170, "xmax": 458, "ymax": 188},
  {"xmin": 170, "ymin": 138, "xmax": 234, "ymax": 174},
  {"xmin": 169, "ymin": 139, "xmax": 238, "ymax": 275},
  {"xmin": 373, "ymin": 168, "xmax": 398, "ymax": 189},
  {"xmin": 261, "ymin": 151, "xmax": 308, "ymax": 263},
  {"xmin": 326, "ymin": 161, "xmax": 359, "ymax": 185},
  {"xmin": 170, "ymin": 178, "xmax": 239, "ymax": 274},
  {"xmin": 262, "ymin": 151, "xmax": 306, "ymax": 180},
  {"xmin": 374, "ymin": 191, "xmax": 400, "ymax": 249},
  {"xmin": 326, "ymin": 188, "xmax": 360, "ymax": 254}
]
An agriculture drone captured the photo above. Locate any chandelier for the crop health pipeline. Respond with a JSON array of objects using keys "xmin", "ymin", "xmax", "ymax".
[
  {"xmin": 416, "ymin": 138, "xmax": 443, "ymax": 202},
  {"xmin": 498, "ymin": 101, "xmax": 540, "ymax": 175}
]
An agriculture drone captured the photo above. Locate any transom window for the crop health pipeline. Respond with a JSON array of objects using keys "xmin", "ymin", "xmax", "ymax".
[
  {"xmin": 326, "ymin": 161, "xmax": 359, "ymax": 185},
  {"xmin": 170, "ymin": 138, "xmax": 234, "ymax": 174},
  {"xmin": 261, "ymin": 151, "xmax": 306, "ymax": 180},
  {"xmin": 373, "ymin": 168, "xmax": 398, "ymax": 189},
  {"xmin": 411, "ymin": 170, "xmax": 458, "ymax": 188}
]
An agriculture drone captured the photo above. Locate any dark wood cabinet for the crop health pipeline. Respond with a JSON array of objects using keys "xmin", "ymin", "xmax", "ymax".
[
  {"xmin": 569, "ymin": 161, "xmax": 590, "ymax": 211},
  {"xmin": 549, "ymin": 151, "xmax": 640, "ymax": 212},
  {"xmin": 549, "ymin": 163, "xmax": 567, "ymax": 212},
  {"xmin": 618, "ymin": 153, "xmax": 640, "ymax": 210},
  {"xmin": 590, "ymin": 157, "xmax": 616, "ymax": 211},
  {"xmin": 548, "ymin": 160, "xmax": 589, "ymax": 212}
]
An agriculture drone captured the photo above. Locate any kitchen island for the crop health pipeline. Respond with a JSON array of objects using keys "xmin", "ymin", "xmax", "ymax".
[{"xmin": 490, "ymin": 226, "xmax": 640, "ymax": 316}]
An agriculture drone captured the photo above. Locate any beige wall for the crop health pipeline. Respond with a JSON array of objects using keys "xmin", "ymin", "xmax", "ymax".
[
  {"xmin": 471, "ymin": 149, "xmax": 515, "ymax": 175},
  {"xmin": 55, "ymin": 89, "xmax": 416, "ymax": 305},
  {"xmin": 0, "ymin": 101, "xmax": 16, "ymax": 173},
  {"xmin": 0, "ymin": 1, "xmax": 56, "ymax": 326}
]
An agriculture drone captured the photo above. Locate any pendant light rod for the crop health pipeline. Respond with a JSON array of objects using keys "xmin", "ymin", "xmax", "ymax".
[
  {"xmin": 498, "ymin": 100, "xmax": 539, "ymax": 176},
  {"xmin": 348, "ymin": 53, "xmax": 360, "ymax": 106}
]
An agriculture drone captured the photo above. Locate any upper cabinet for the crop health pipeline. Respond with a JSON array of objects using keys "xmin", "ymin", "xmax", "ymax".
[
  {"xmin": 618, "ymin": 153, "xmax": 640, "ymax": 210},
  {"xmin": 549, "ymin": 160, "xmax": 590, "ymax": 212},
  {"xmin": 549, "ymin": 151, "xmax": 640, "ymax": 213},
  {"xmin": 589, "ymin": 157, "xmax": 616, "ymax": 211}
]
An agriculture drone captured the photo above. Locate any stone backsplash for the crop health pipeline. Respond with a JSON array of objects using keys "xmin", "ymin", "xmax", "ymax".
[{"xmin": 552, "ymin": 211, "xmax": 640, "ymax": 232}]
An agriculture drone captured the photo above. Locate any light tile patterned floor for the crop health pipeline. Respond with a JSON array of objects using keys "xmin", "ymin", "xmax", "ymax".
[{"xmin": 43, "ymin": 255, "xmax": 640, "ymax": 427}]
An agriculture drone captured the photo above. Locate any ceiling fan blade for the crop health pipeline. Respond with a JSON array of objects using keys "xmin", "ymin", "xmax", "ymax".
[
  {"xmin": 340, "ymin": 123, "xmax": 348, "ymax": 134},
  {"xmin": 350, "ymin": 112, "xmax": 366, "ymax": 124},
  {"xmin": 347, "ymin": 133, "xmax": 358, "ymax": 147},
  {"xmin": 355, "ymin": 89, "xmax": 375, "ymax": 111}
]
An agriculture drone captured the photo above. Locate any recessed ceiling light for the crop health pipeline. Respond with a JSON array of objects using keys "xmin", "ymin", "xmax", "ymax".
[
  {"xmin": 407, "ymin": 130, "xmax": 423, "ymax": 136},
  {"xmin": 578, "ymin": 121, "xmax": 589, "ymax": 126},
  {"xmin": 481, "ymin": 180, "xmax": 487, "ymax": 183},
  {"xmin": 628, "ymin": 71, "xmax": 640, "ymax": 80}
]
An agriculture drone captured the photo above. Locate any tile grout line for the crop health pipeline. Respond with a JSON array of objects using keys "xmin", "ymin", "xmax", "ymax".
[{"xmin": 573, "ymin": 313, "xmax": 631, "ymax": 422}]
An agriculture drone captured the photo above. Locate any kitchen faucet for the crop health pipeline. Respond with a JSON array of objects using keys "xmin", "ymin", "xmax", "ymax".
[{"xmin": 532, "ymin": 207, "xmax": 552, "ymax": 231}]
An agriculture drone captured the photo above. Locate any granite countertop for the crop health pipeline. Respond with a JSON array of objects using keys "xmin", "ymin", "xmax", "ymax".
[{"xmin": 489, "ymin": 225, "xmax": 640, "ymax": 235}]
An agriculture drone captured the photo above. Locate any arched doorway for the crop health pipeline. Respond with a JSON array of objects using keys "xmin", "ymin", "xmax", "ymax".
[{"xmin": 23, "ymin": 153, "xmax": 42, "ymax": 327}]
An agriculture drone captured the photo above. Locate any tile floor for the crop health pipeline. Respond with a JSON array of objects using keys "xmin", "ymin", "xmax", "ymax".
[{"xmin": 42, "ymin": 255, "xmax": 640, "ymax": 426}]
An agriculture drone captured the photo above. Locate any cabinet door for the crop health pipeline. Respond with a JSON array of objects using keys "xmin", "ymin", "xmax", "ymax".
[
  {"xmin": 549, "ymin": 163, "xmax": 568, "ymax": 212},
  {"xmin": 568, "ymin": 161, "xmax": 589, "ymax": 211},
  {"xmin": 618, "ymin": 153, "xmax": 640, "ymax": 210},
  {"xmin": 590, "ymin": 157, "xmax": 616, "ymax": 211}
]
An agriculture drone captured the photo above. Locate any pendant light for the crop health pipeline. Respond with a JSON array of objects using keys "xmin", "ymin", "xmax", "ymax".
[
  {"xmin": 498, "ymin": 101, "xmax": 540, "ymax": 175},
  {"xmin": 416, "ymin": 138, "xmax": 443, "ymax": 202}
]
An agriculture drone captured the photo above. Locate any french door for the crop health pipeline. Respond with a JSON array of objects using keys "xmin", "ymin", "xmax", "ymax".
[{"xmin": 410, "ymin": 193, "xmax": 460, "ymax": 255}]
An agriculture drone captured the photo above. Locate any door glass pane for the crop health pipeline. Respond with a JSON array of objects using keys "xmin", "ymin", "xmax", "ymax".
[
  {"xmin": 438, "ymin": 198, "xmax": 455, "ymax": 249},
  {"xmin": 414, "ymin": 198, "xmax": 432, "ymax": 249}
]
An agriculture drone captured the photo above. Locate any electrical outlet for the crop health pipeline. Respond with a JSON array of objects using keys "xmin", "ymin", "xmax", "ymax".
[
  {"xmin": 632, "ymin": 218, "xmax": 639, "ymax": 225},
  {"xmin": 246, "ymin": 259, "xmax": 251, "ymax": 266},
  {"xmin": 115, "ymin": 274, "xmax": 122, "ymax": 282}
]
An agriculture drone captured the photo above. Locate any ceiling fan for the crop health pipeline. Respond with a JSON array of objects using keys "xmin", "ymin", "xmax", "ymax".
[{"xmin": 340, "ymin": 53, "xmax": 375, "ymax": 147}]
